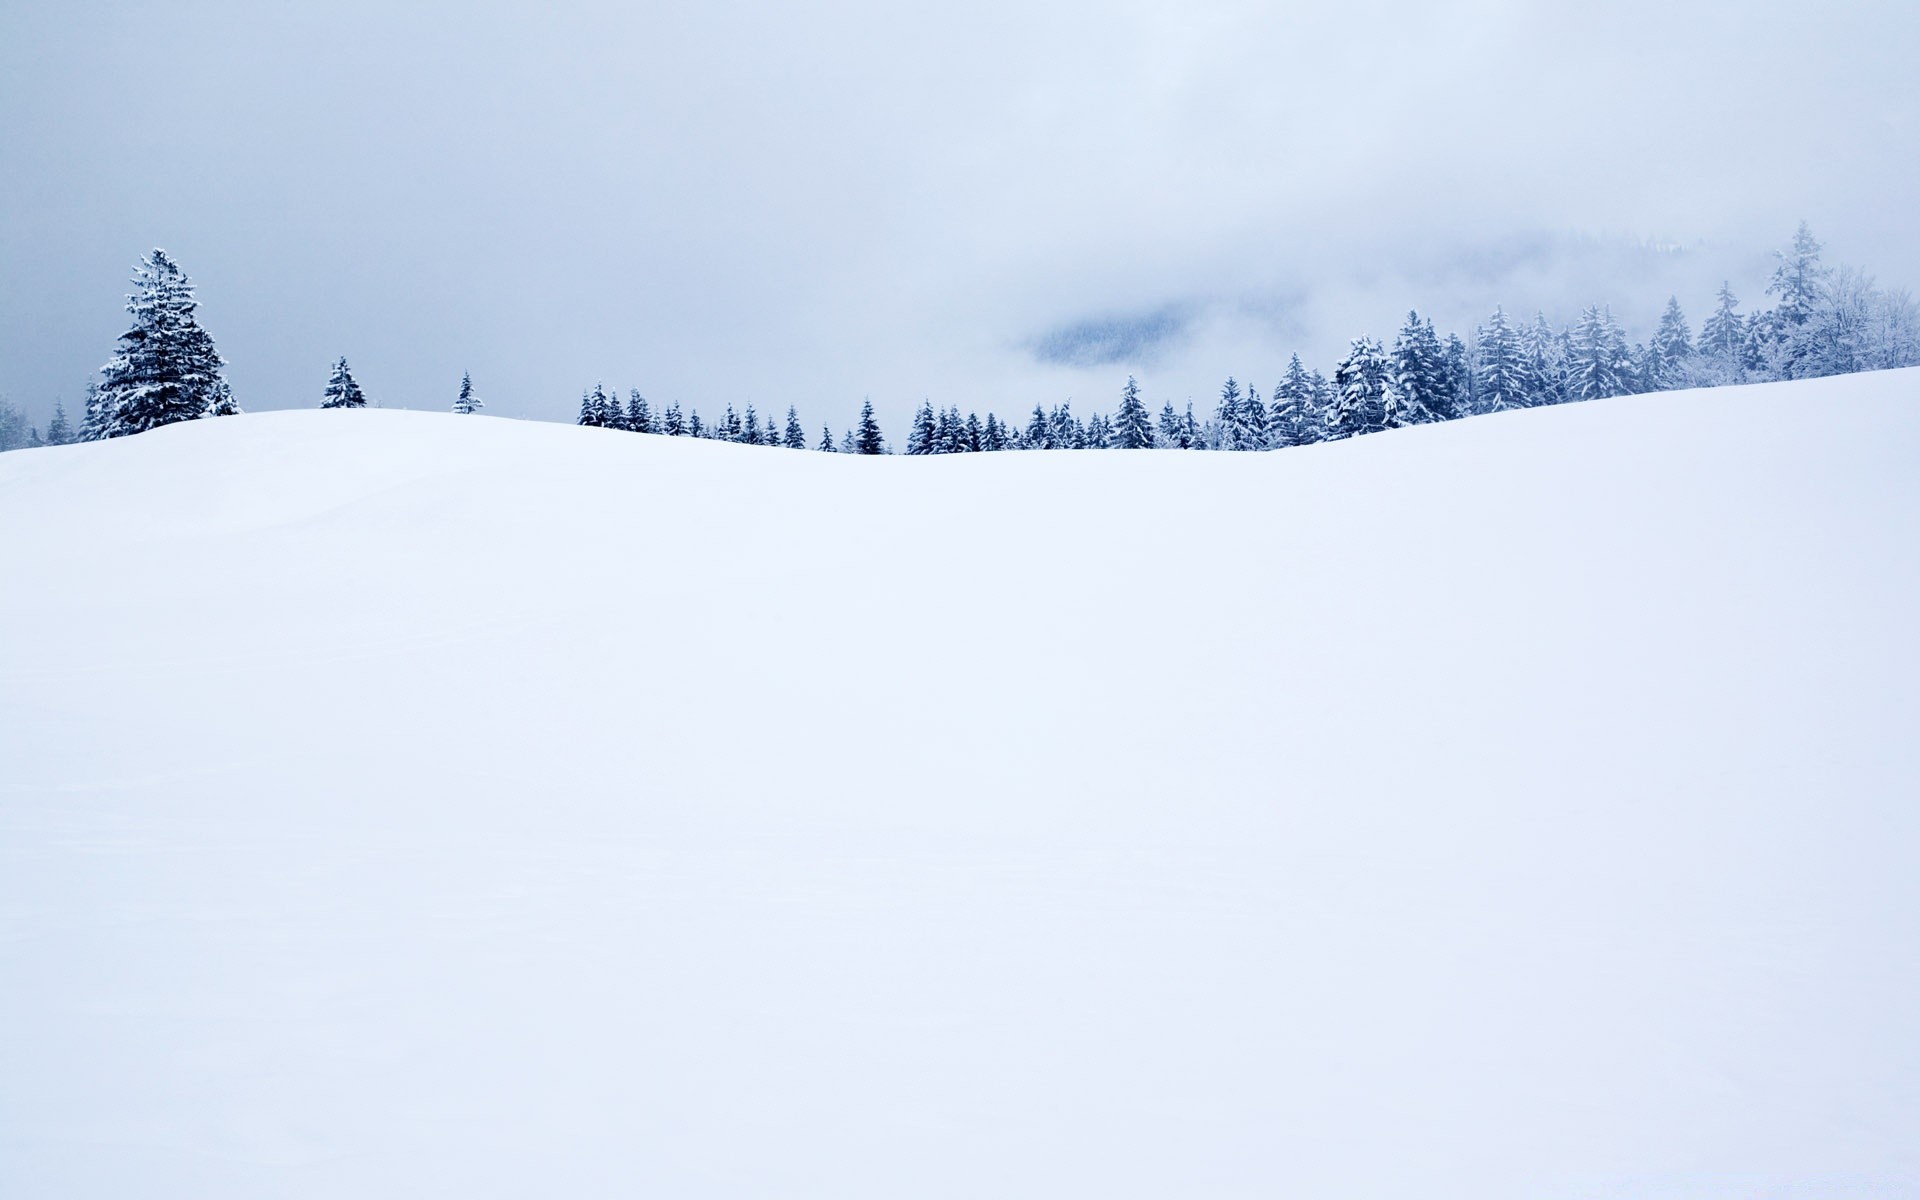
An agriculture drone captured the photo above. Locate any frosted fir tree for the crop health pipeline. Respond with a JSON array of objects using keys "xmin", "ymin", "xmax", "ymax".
[
  {"xmin": 981, "ymin": 413, "xmax": 1010, "ymax": 451},
  {"xmin": 1437, "ymin": 334, "xmax": 1468, "ymax": 414},
  {"xmin": 1110, "ymin": 376, "xmax": 1154, "ymax": 448},
  {"xmin": 817, "ymin": 424, "xmax": 837, "ymax": 452},
  {"xmin": 1267, "ymin": 354, "xmax": 1317, "ymax": 446},
  {"xmin": 1475, "ymin": 307, "xmax": 1528, "ymax": 411},
  {"xmin": 321, "ymin": 358, "xmax": 368, "ymax": 408},
  {"xmin": 1329, "ymin": 337, "xmax": 1387, "ymax": 438},
  {"xmin": 937, "ymin": 406, "xmax": 972, "ymax": 453},
  {"xmin": 855, "ymin": 399, "xmax": 885, "ymax": 454},
  {"xmin": 783, "ymin": 406, "xmax": 807, "ymax": 449},
  {"xmin": 629, "ymin": 390, "xmax": 656, "ymax": 433},
  {"xmin": 1566, "ymin": 306, "xmax": 1633, "ymax": 401},
  {"xmin": 1384, "ymin": 311, "xmax": 1445, "ymax": 428},
  {"xmin": 1084, "ymin": 411, "xmax": 1112, "ymax": 448},
  {"xmin": 1647, "ymin": 297, "xmax": 1694, "ymax": 388},
  {"xmin": 1024, "ymin": 404, "xmax": 1051, "ymax": 449},
  {"xmin": 1049, "ymin": 400, "xmax": 1082, "ymax": 449},
  {"xmin": 744, "ymin": 405, "xmax": 762, "ymax": 445},
  {"xmin": 1523, "ymin": 313, "xmax": 1567, "ymax": 406},
  {"xmin": 45, "ymin": 401, "xmax": 73, "ymax": 445},
  {"xmin": 964, "ymin": 411, "xmax": 984, "ymax": 452},
  {"xmin": 453, "ymin": 372, "xmax": 482, "ymax": 414},
  {"xmin": 96, "ymin": 249, "xmax": 234, "ymax": 437},
  {"xmin": 1242, "ymin": 383, "xmax": 1268, "ymax": 448},
  {"xmin": 1213, "ymin": 377, "xmax": 1250, "ymax": 450},
  {"xmin": 906, "ymin": 402, "xmax": 937, "ymax": 455},
  {"xmin": 1697, "ymin": 283, "xmax": 1746, "ymax": 383},
  {"xmin": 663, "ymin": 401, "xmax": 685, "ymax": 436}
]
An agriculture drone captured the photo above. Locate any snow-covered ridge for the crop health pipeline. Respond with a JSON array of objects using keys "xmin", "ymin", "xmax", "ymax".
[{"xmin": 2, "ymin": 371, "xmax": 1917, "ymax": 1200}]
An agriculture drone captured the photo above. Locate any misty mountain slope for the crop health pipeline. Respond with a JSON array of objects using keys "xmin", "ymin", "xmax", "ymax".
[{"xmin": 2, "ymin": 371, "xmax": 1917, "ymax": 1200}]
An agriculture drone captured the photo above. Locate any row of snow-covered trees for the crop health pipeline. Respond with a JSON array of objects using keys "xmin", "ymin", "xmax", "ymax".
[
  {"xmin": 5, "ymin": 224, "xmax": 1914, "ymax": 454},
  {"xmin": 565, "ymin": 222, "xmax": 1920, "ymax": 454}
]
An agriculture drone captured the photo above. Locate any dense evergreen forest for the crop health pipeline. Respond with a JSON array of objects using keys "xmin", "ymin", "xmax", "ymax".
[{"xmin": 3, "ymin": 225, "xmax": 1914, "ymax": 455}]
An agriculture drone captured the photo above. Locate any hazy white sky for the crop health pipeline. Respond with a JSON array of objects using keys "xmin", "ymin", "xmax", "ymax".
[{"xmin": 3, "ymin": 0, "xmax": 1916, "ymax": 432}]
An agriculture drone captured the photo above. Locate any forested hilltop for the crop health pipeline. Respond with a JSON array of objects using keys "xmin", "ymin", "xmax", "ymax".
[{"xmin": 3, "ymin": 224, "xmax": 1914, "ymax": 454}]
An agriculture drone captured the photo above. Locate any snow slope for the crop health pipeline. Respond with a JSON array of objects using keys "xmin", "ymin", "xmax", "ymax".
[{"xmin": 2, "ymin": 371, "xmax": 1918, "ymax": 1199}]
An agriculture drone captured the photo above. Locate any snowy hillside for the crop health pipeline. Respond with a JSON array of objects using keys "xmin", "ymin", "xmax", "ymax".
[{"xmin": 3, "ymin": 371, "xmax": 1918, "ymax": 1200}]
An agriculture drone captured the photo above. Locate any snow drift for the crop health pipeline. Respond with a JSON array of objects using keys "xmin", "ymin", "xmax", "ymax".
[{"xmin": 2, "ymin": 371, "xmax": 1918, "ymax": 1199}]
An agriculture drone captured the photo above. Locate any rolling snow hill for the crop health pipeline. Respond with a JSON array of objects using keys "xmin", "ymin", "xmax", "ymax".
[{"xmin": 3, "ymin": 371, "xmax": 1918, "ymax": 1199}]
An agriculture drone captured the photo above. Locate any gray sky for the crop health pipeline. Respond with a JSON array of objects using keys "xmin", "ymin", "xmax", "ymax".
[{"xmin": 3, "ymin": 0, "xmax": 1916, "ymax": 434}]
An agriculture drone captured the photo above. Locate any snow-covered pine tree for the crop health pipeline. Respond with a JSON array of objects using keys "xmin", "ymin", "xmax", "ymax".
[
  {"xmin": 322, "ymin": 358, "xmax": 368, "ymax": 409},
  {"xmin": 1156, "ymin": 402, "xmax": 1182, "ymax": 448},
  {"xmin": 1085, "ymin": 411, "xmax": 1112, "ymax": 447},
  {"xmin": 1765, "ymin": 222, "xmax": 1833, "ymax": 379},
  {"xmin": 629, "ymin": 390, "xmax": 656, "ymax": 433},
  {"xmin": 577, "ymin": 388, "xmax": 598, "ymax": 426},
  {"xmin": 1566, "ymin": 306, "xmax": 1634, "ymax": 401},
  {"xmin": 1214, "ymin": 377, "xmax": 1249, "ymax": 449},
  {"xmin": 1111, "ymin": 376, "xmax": 1154, "ymax": 448},
  {"xmin": 1266, "ymin": 354, "xmax": 1316, "ymax": 446},
  {"xmin": 1645, "ymin": 297, "xmax": 1694, "ymax": 390},
  {"xmin": 1474, "ymin": 307, "xmax": 1528, "ymax": 411},
  {"xmin": 1049, "ymin": 401, "xmax": 1081, "ymax": 449},
  {"xmin": 1442, "ymin": 333, "xmax": 1471, "ymax": 417},
  {"xmin": 1329, "ymin": 336, "xmax": 1387, "ymax": 438},
  {"xmin": 663, "ymin": 401, "xmax": 685, "ymax": 435},
  {"xmin": 721, "ymin": 404, "xmax": 744, "ymax": 442},
  {"xmin": 80, "ymin": 383, "xmax": 107, "ymax": 441},
  {"xmin": 1024, "ymin": 404, "xmax": 1050, "ymax": 449},
  {"xmin": 743, "ymin": 405, "xmax": 762, "ymax": 445},
  {"xmin": 783, "ymin": 406, "xmax": 807, "ymax": 449},
  {"xmin": 1242, "ymin": 383, "xmax": 1268, "ymax": 447},
  {"xmin": 96, "ymin": 249, "xmax": 233, "ymax": 437},
  {"xmin": 1523, "ymin": 314, "xmax": 1567, "ymax": 405},
  {"xmin": 45, "ymin": 401, "xmax": 73, "ymax": 445},
  {"xmin": 1383, "ymin": 312, "xmax": 1443, "ymax": 428},
  {"xmin": 0, "ymin": 398, "xmax": 27, "ymax": 452},
  {"xmin": 937, "ymin": 406, "xmax": 971, "ymax": 453},
  {"xmin": 964, "ymin": 411, "xmax": 984, "ymax": 451},
  {"xmin": 855, "ymin": 399, "xmax": 885, "ymax": 454},
  {"xmin": 840, "ymin": 427, "xmax": 856, "ymax": 454},
  {"xmin": 906, "ymin": 401, "xmax": 937, "ymax": 455},
  {"xmin": 453, "ymin": 372, "xmax": 482, "ymax": 414},
  {"xmin": 818, "ymin": 424, "xmax": 837, "ymax": 452},
  {"xmin": 1697, "ymin": 283, "xmax": 1745, "ymax": 384},
  {"xmin": 688, "ymin": 411, "xmax": 706, "ymax": 438}
]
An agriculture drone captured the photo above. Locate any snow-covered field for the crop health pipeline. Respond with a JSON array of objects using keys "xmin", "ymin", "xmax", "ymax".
[{"xmin": 3, "ymin": 371, "xmax": 1917, "ymax": 1199}]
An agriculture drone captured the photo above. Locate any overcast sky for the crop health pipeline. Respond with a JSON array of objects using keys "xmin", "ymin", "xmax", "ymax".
[{"xmin": 3, "ymin": 0, "xmax": 1916, "ymax": 434}]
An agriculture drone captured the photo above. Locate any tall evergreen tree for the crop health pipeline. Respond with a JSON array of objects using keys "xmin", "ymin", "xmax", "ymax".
[
  {"xmin": 1475, "ymin": 307, "xmax": 1528, "ymax": 411},
  {"xmin": 1025, "ymin": 403, "xmax": 1051, "ymax": 449},
  {"xmin": 453, "ymin": 371, "xmax": 482, "ymax": 414},
  {"xmin": 1267, "ymin": 354, "xmax": 1317, "ymax": 446},
  {"xmin": 1329, "ymin": 337, "xmax": 1387, "ymax": 437},
  {"xmin": 1523, "ymin": 313, "xmax": 1567, "ymax": 405},
  {"xmin": 1648, "ymin": 297, "xmax": 1694, "ymax": 389},
  {"xmin": 1698, "ymin": 283, "xmax": 1746, "ymax": 382},
  {"xmin": 783, "ymin": 406, "xmax": 807, "ymax": 449},
  {"xmin": 97, "ymin": 249, "xmax": 233, "ymax": 437},
  {"xmin": 629, "ymin": 390, "xmax": 656, "ymax": 433},
  {"xmin": 45, "ymin": 401, "xmax": 73, "ymax": 445},
  {"xmin": 1566, "ymin": 306, "xmax": 1632, "ymax": 401},
  {"xmin": 818, "ymin": 423, "xmax": 837, "ymax": 452},
  {"xmin": 906, "ymin": 401, "xmax": 937, "ymax": 455},
  {"xmin": 1384, "ymin": 311, "xmax": 1445, "ymax": 427},
  {"xmin": 663, "ymin": 401, "xmax": 686, "ymax": 436},
  {"xmin": 1110, "ymin": 376, "xmax": 1154, "ymax": 448},
  {"xmin": 321, "ymin": 358, "xmax": 368, "ymax": 409},
  {"xmin": 855, "ymin": 399, "xmax": 885, "ymax": 454},
  {"xmin": 1214, "ymin": 377, "xmax": 1254, "ymax": 449}
]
